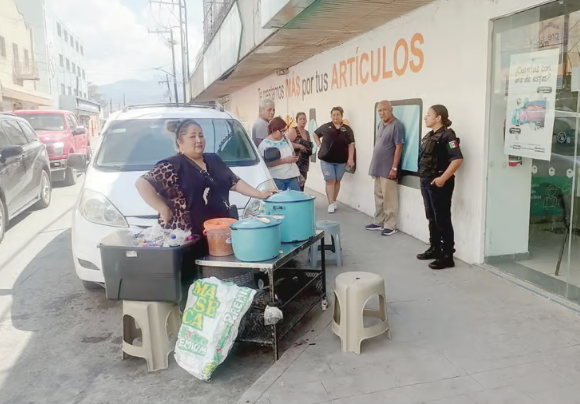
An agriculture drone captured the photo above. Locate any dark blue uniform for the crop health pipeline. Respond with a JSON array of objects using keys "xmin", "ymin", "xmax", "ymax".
[{"xmin": 418, "ymin": 127, "xmax": 463, "ymax": 260}]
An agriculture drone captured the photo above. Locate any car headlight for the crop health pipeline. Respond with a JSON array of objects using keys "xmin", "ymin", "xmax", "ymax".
[
  {"xmin": 78, "ymin": 188, "xmax": 128, "ymax": 227},
  {"xmin": 50, "ymin": 142, "xmax": 64, "ymax": 156},
  {"xmin": 243, "ymin": 179, "xmax": 278, "ymax": 218}
]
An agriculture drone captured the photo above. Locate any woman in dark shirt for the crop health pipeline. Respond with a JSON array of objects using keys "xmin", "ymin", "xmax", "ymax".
[
  {"xmin": 287, "ymin": 112, "xmax": 313, "ymax": 191},
  {"xmin": 136, "ymin": 119, "xmax": 275, "ymax": 250},
  {"xmin": 314, "ymin": 107, "xmax": 355, "ymax": 213}
]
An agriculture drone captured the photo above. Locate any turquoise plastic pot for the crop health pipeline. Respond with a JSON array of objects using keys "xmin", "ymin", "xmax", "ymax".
[
  {"xmin": 264, "ymin": 190, "xmax": 316, "ymax": 243},
  {"xmin": 230, "ymin": 216, "xmax": 282, "ymax": 262}
]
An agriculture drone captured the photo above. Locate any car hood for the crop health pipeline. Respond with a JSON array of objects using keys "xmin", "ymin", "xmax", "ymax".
[
  {"xmin": 37, "ymin": 131, "xmax": 69, "ymax": 143},
  {"xmin": 83, "ymin": 163, "xmax": 272, "ymax": 218},
  {"xmin": 84, "ymin": 168, "xmax": 154, "ymax": 217}
]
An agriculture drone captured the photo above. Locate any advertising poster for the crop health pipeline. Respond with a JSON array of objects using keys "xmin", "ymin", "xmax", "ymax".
[
  {"xmin": 374, "ymin": 99, "xmax": 422, "ymax": 174},
  {"xmin": 504, "ymin": 49, "xmax": 560, "ymax": 161}
]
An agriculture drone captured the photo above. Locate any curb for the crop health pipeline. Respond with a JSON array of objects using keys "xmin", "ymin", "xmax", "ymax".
[{"xmin": 236, "ymin": 307, "xmax": 334, "ymax": 404}]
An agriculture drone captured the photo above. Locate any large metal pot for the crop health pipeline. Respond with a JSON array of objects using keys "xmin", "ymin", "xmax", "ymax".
[
  {"xmin": 264, "ymin": 190, "xmax": 316, "ymax": 243},
  {"xmin": 230, "ymin": 216, "xmax": 282, "ymax": 262}
]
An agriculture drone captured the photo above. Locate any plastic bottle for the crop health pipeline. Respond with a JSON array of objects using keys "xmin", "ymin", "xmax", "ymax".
[{"xmin": 168, "ymin": 234, "xmax": 180, "ymax": 247}]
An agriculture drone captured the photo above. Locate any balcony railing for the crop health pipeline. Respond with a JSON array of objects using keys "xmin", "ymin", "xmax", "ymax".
[{"xmin": 13, "ymin": 61, "xmax": 40, "ymax": 81}]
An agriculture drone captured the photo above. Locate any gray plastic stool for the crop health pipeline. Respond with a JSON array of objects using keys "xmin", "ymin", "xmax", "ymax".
[{"xmin": 310, "ymin": 220, "xmax": 342, "ymax": 267}]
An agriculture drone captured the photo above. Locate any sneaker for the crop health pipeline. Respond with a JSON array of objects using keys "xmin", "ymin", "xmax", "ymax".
[
  {"xmin": 381, "ymin": 228, "xmax": 397, "ymax": 236},
  {"xmin": 332, "ymin": 202, "xmax": 338, "ymax": 211},
  {"xmin": 428, "ymin": 255, "xmax": 455, "ymax": 270},
  {"xmin": 327, "ymin": 204, "xmax": 336, "ymax": 214},
  {"xmin": 416, "ymin": 246, "xmax": 441, "ymax": 260},
  {"xmin": 365, "ymin": 224, "xmax": 383, "ymax": 231}
]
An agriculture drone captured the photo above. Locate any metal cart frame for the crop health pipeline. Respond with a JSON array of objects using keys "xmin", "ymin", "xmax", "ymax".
[{"xmin": 195, "ymin": 231, "xmax": 327, "ymax": 360}]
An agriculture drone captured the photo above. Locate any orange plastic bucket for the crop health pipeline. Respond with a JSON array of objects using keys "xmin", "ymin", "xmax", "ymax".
[{"xmin": 203, "ymin": 218, "xmax": 238, "ymax": 257}]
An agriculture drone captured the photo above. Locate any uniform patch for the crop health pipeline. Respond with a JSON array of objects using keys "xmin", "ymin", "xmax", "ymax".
[{"xmin": 448, "ymin": 140, "xmax": 458, "ymax": 149}]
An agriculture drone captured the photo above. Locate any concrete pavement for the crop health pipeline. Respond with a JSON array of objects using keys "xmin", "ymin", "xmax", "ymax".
[
  {"xmin": 3, "ymin": 182, "xmax": 580, "ymax": 404},
  {"xmin": 239, "ymin": 197, "xmax": 580, "ymax": 404}
]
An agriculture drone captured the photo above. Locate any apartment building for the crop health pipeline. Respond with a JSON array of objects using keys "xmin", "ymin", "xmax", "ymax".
[{"xmin": 0, "ymin": 0, "xmax": 52, "ymax": 110}]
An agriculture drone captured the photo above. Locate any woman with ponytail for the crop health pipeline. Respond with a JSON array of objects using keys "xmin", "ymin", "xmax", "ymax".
[
  {"xmin": 136, "ymin": 119, "xmax": 276, "ymax": 255},
  {"xmin": 416, "ymin": 105, "xmax": 464, "ymax": 270}
]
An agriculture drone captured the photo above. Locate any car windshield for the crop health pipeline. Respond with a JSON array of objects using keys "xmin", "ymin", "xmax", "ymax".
[
  {"xmin": 17, "ymin": 113, "xmax": 66, "ymax": 131},
  {"xmin": 95, "ymin": 118, "xmax": 258, "ymax": 171}
]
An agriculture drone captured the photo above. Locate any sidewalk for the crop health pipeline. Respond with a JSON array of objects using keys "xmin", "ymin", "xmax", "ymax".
[{"xmin": 239, "ymin": 196, "xmax": 580, "ymax": 404}]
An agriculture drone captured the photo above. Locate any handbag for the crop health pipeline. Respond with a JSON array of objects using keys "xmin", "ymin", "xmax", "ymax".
[
  {"xmin": 318, "ymin": 136, "xmax": 335, "ymax": 161},
  {"xmin": 263, "ymin": 147, "xmax": 282, "ymax": 163},
  {"xmin": 184, "ymin": 157, "xmax": 238, "ymax": 219}
]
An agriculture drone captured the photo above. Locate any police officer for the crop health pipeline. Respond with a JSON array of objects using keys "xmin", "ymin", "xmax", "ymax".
[{"xmin": 417, "ymin": 105, "xmax": 464, "ymax": 270}]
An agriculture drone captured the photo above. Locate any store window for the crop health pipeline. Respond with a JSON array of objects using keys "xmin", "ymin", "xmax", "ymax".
[{"xmin": 486, "ymin": 0, "xmax": 580, "ymax": 302}]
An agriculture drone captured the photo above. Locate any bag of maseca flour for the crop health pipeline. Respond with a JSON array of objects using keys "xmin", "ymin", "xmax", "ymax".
[{"xmin": 175, "ymin": 276, "xmax": 256, "ymax": 381}]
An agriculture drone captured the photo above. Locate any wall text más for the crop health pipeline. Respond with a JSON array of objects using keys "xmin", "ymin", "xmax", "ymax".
[{"xmin": 284, "ymin": 33, "xmax": 424, "ymax": 100}]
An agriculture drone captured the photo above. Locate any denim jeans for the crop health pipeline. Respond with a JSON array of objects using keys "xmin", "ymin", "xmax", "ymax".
[{"xmin": 274, "ymin": 177, "xmax": 301, "ymax": 191}]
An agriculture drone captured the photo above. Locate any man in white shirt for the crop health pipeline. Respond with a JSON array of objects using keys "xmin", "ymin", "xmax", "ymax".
[{"xmin": 252, "ymin": 99, "xmax": 276, "ymax": 147}]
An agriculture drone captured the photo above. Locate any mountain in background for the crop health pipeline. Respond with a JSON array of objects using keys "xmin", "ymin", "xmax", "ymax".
[{"xmin": 97, "ymin": 79, "xmax": 170, "ymax": 107}]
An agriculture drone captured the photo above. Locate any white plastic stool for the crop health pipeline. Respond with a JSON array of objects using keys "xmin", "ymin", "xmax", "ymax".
[
  {"xmin": 332, "ymin": 272, "xmax": 391, "ymax": 354},
  {"xmin": 310, "ymin": 220, "xmax": 342, "ymax": 267},
  {"xmin": 122, "ymin": 300, "xmax": 181, "ymax": 371}
]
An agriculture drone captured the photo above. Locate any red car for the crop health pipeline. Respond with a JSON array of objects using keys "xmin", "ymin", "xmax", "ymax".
[{"xmin": 13, "ymin": 110, "xmax": 90, "ymax": 186}]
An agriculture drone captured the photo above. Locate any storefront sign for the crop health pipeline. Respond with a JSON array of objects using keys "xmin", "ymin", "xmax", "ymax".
[{"xmin": 504, "ymin": 49, "xmax": 560, "ymax": 161}]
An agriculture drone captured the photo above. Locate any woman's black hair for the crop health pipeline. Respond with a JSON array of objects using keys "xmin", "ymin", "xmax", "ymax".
[
  {"xmin": 268, "ymin": 116, "xmax": 287, "ymax": 134},
  {"xmin": 330, "ymin": 106, "xmax": 344, "ymax": 116},
  {"xmin": 430, "ymin": 105, "xmax": 452, "ymax": 127},
  {"xmin": 166, "ymin": 119, "xmax": 202, "ymax": 139}
]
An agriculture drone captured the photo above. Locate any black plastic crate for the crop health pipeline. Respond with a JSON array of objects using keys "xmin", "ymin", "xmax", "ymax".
[{"xmin": 98, "ymin": 231, "xmax": 200, "ymax": 302}]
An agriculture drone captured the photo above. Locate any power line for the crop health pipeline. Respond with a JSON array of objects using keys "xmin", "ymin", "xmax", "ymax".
[{"xmin": 150, "ymin": 0, "xmax": 189, "ymax": 103}]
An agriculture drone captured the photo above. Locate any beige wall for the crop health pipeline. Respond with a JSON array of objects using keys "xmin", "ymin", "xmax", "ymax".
[{"xmin": 0, "ymin": 0, "xmax": 52, "ymax": 109}]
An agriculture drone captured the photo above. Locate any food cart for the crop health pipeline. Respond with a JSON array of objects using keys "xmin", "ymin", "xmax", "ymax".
[{"xmin": 196, "ymin": 231, "xmax": 327, "ymax": 360}]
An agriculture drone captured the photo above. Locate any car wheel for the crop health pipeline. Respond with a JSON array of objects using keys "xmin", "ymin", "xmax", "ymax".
[
  {"xmin": 63, "ymin": 166, "xmax": 77, "ymax": 186},
  {"xmin": 82, "ymin": 280, "xmax": 102, "ymax": 291},
  {"xmin": 35, "ymin": 170, "xmax": 52, "ymax": 209},
  {"xmin": 0, "ymin": 200, "xmax": 6, "ymax": 243}
]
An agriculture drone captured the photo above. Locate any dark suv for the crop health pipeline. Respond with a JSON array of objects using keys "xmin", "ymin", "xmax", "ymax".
[{"xmin": 0, "ymin": 113, "xmax": 52, "ymax": 242}]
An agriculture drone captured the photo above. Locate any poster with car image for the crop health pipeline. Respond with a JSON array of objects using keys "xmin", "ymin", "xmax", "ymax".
[{"xmin": 504, "ymin": 49, "xmax": 560, "ymax": 161}]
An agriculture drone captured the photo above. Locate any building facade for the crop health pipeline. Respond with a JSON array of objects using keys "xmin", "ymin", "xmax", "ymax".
[
  {"xmin": 13, "ymin": 0, "xmax": 89, "ymax": 105},
  {"xmin": 12, "ymin": 0, "xmax": 99, "ymax": 133},
  {"xmin": 0, "ymin": 0, "xmax": 52, "ymax": 110},
  {"xmin": 189, "ymin": 0, "xmax": 580, "ymax": 305}
]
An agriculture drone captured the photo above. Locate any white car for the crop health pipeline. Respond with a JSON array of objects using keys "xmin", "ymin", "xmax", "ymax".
[{"xmin": 71, "ymin": 104, "xmax": 274, "ymax": 289}]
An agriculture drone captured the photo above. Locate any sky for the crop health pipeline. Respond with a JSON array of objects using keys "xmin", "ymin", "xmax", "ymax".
[{"xmin": 47, "ymin": 0, "xmax": 204, "ymax": 86}]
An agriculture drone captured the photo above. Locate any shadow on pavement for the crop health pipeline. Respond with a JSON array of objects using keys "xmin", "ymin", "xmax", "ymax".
[{"xmin": 2, "ymin": 229, "xmax": 321, "ymax": 404}]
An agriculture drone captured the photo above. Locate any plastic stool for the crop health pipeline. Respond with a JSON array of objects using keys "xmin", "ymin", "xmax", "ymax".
[
  {"xmin": 310, "ymin": 220, "xmax": 342, "ymax": 267},
  {"xmin": 332, "ymin": 272, "xmax": 391, "ymax": 354},
  {"xmin": 122, "ymin": 300, "xmax": 181, "ymax": 371}
]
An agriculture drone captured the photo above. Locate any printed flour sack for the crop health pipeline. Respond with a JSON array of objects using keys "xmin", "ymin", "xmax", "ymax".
[{"xmin": 175, "ymin": 277, "xmax": 256, "ymax": 381}]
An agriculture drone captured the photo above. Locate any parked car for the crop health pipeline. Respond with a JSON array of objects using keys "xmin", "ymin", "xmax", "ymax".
[
  {"xmin": 71, "ymin": 103, "xmax": 274, "ymax": 290},
  {"xmin": 13, "ymin": 109, "xmax": 90, "ymax": 186},
  {"xmin": 0, "ymin": 113, "xmax": 52, "ymax": 242}
]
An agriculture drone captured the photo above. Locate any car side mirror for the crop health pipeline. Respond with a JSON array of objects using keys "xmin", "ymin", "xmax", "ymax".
[
  {"xmin": 0, "ymin": 145, "xmax": 24, "ymax": 161},
  {"xmin": 67, "ymin": 153, "xmax": 87, "ymax": 171},
  {"xmin": 74, "ymin": 126, "xmax": 86, "ymax": 135}
]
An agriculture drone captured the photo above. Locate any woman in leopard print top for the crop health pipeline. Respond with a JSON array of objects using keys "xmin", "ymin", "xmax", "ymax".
[{"xmin": 136, "ymin": 119, "xmax": 276, "ymax": 244}]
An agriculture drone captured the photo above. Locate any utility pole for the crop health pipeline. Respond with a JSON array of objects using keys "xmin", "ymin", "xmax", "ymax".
[
  {"xmin": 158, "ymin": 73, "xmax": 172, "ymax": 103},
  {"xmin": 123, "ymin": 93, "xmax": 126, "ymax": 107},
  {"xmin": 149, "ymin": 0, "xmax": 189, "ymax": 102},
  {"xmin": 148, "ymin": 28, "xmax": 179, "ymax": 103}
]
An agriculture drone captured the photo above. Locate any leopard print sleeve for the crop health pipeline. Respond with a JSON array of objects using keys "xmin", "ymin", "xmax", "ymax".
[{"xmin": 142, "ymin": 162, "xmax": 177, "ymax": 197}]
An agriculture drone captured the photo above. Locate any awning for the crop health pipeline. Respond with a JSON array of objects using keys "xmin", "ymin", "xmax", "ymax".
[
  {"xmin": 0, "ymin": 81, "xmax": 53, "ymax": 107},
  {"xmin": 192, "ymin": 0, "xmax": 435, "ymax": 101}
]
